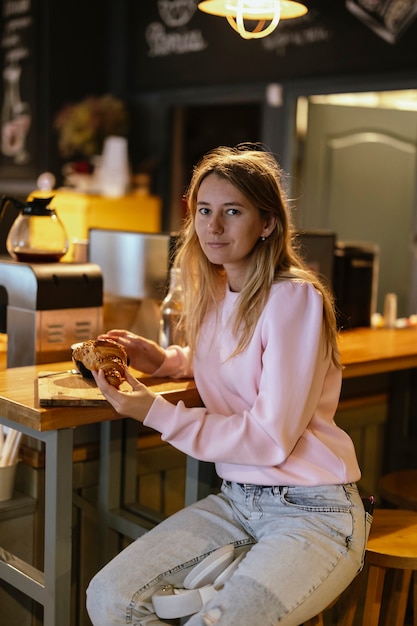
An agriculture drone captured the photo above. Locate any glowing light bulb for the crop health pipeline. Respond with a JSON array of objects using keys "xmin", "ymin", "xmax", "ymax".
[{"xmin": 198, "ymin": 0, "xmax": 307, "ymax": 40}]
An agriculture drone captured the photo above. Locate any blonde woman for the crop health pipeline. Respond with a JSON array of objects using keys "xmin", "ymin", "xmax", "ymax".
[{"xmin": 87, "ymin": 145, "xmax": 368, "ymax": 626}]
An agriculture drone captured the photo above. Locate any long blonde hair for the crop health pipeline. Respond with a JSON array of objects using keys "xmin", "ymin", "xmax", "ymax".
[{"xmin": 174, "ymin": 144, "xmax": 340, "ymax": 367}]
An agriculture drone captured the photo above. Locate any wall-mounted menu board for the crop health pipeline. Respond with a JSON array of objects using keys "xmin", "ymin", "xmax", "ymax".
[
  {"xmin": 0, "ymin": 0, "xmax": 37, "ymax": 180},
  {"xmin": 128, "ymin": 0, "xmax": 417, "ymax": 92},
  {"xmin": 0, "ymin": 1, "xmax": 109, "ymax": 192}
]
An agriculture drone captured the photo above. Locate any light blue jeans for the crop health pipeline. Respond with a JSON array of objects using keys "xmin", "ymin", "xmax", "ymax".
[{"xmin": 86, "ymin": 481, "xmax": 370, "ymax": 626}]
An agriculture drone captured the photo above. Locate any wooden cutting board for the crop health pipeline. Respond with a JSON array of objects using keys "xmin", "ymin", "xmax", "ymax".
[{"xmin": 38, "ymin": 371, "xmax": 130, "ymax": 406}]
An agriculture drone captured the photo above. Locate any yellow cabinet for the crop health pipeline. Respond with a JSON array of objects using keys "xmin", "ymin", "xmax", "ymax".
[{"xmin": 30, "ymin": 189, "xmax": 162, "ymax": 261}]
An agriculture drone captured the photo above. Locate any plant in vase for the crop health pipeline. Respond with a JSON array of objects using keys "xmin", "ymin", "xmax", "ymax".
[{"xmin": 54, "ymin": 94, "xmax": 129, "ymax": 191}]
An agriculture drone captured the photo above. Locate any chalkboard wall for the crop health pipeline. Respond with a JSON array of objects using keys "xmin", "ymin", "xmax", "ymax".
[
  {"xmin": 128, "ymin": 0, "xmax": 417, "ymax": 92},
  {"xmin": 0, "ymin": 0, "xmax": 108, "ymax": 190},
  {"xmin": 1, "ymin": 0, "xmax": 416, "ymax": 197}
]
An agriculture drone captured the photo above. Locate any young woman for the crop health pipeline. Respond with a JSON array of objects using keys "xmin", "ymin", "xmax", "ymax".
[{"xmin": 86, "ymin": 144, "xmax": 368, "ymax": 626}]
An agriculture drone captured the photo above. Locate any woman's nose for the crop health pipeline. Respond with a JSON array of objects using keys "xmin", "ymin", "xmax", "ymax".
[{"xmin": 208, "ymin": 215, "xmax": 223, "ymax": 233}]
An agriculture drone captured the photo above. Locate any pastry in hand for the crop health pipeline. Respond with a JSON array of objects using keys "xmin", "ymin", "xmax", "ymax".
[{"xmin": 72, "ymin": 338, "xmax": 128, "ymax": 388}]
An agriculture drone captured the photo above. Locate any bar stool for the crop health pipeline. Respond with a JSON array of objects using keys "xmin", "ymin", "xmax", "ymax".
[
  {"xmin": 302, "ymin": 508, "xmax": 417, "ymax": 626},
  {"xmin": 379, "ymin": 470, "xmax": 417, "ymax": 511},
  {"xmin": 337, "ymin": 508, "xmax": 417, "ymax": 626}
]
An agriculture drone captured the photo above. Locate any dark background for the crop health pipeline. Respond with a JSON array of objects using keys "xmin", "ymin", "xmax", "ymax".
[
  {"xmin": 128, "ymin": 0, "xmax": 417, "ymax": 90},
  {"xmin": 0, "ymin": 0, "xmax": 416, "ymax": 203}
]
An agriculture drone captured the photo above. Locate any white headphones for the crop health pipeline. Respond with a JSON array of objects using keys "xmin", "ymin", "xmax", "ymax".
[{"xmin": 152, "ymin": 545, "xmax": 244, "ymax": 619}]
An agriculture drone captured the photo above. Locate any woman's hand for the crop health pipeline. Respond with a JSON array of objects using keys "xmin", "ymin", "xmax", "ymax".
[
  {"xmin": 92, "ymin": 367, "xmax": 156, "ymax": 423},
  {"xmin": 98, "ymin": 330, "xmax": 165, "ymax": 374}
]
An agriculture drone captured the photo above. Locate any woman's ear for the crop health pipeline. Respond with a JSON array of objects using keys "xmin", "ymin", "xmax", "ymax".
[{"xmin": 262, "ymin": 215, "xmax": 277, "ymax": 239}]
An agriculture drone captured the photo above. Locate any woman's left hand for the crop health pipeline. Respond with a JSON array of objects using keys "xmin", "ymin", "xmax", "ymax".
[{"xmin": 92, "ymin": 367, "xmax": 157, "ymax": 423}]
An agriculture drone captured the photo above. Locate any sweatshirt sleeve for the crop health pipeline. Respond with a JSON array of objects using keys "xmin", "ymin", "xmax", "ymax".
[
  {"xmin": 144, "ymin": 282, "xmax": 338, "ymax": 467},
  {"xmin": 151, "ymin": 345, "xmax": 194, "ymax": 378}
]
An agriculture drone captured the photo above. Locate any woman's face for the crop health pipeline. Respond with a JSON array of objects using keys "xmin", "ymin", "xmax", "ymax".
[{"xmin": 195, "ymin": 173, "xmax": 276, "ymax": 291}]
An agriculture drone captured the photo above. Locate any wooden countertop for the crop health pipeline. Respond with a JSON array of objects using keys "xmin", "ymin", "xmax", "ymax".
[
  {"xmin": 339, "ymin": 326, "xmax": 417, "ymax": 378},
  {"xmin": 0, "ymin": 365, "xmax": 200, "ymax": 432},
  {"xmin": 0, "ymin": 326, "xmax": 416, "ymax": 432}
]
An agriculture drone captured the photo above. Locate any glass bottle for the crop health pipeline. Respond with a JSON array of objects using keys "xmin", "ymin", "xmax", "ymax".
[{"xmin": 159, "ymin": 267, "xmax": 186, "ymax": 348}]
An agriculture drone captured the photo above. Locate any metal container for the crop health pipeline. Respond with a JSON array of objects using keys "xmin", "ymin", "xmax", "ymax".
[
  {"xmin": 0, "ymin": 257, "xmax": 103, "ymax": 367},
  {"xmin": 88, "ymin": 229, "xmax": 173, "ymax": 341}
]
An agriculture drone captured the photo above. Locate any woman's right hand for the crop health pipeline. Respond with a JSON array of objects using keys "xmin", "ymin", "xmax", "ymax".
[{"xmin": 98, "ymin": 329, "xmax": 165, "ymax": 374}]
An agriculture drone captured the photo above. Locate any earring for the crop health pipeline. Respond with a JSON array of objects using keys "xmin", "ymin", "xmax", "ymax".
[{"xmin": 261, "ymin": 236, "xmax": 266, "ymax": 241}]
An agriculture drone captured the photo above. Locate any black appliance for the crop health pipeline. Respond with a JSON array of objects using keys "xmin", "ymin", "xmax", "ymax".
[{"xmin": 333, "ymin": 241, "xmax": 379, "ymax": 330}]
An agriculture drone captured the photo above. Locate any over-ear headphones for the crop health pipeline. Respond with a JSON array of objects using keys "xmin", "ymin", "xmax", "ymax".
[{"xmin": 152, "ymin": 545, "xmax": 244, "ymax": 619}]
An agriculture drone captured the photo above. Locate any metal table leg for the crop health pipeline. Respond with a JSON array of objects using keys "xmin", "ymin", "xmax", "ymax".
[
  {"xmin": 98, "ymin": 419, "xmax": 217, "ymax": 566},
  {"xmin": 43, "ymin": 427, "xmax": 73, "ymax": 626},
  {"xmin": 185, "ymin": 457, "xmax": 216, "ymax": 506},
  {"xmin": 98, "ymin": 420, "xmax": 157, "ymax": 567},
  {"xmin": 0, "ymin": 417, "xmax": 73, "ymax": 626}
]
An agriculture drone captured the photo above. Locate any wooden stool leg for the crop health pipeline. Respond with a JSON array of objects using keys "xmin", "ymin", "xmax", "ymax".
[
  {"xmin": 381, "ymin": 569, "xmax": 412, "ymax": 626},
  {"xmin": 338, "ymin": 568, "xmax": 366, "ymax": 626},
  {"xmin": 362, "ymin": 565, "xmax": 386, "ymax": 626}
]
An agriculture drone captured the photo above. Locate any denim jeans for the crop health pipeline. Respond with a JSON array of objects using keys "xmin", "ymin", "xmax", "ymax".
[{"xmin": 86, "ymin": 481, "xmax": 370, "ymax": 626}]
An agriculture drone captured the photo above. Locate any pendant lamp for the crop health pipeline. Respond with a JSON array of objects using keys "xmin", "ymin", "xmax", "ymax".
[{"xmin": 198, "ymin": 0, "xmax": 308, "ymax": 40}]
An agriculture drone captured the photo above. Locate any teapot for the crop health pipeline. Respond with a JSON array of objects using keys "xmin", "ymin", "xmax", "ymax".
[{"xmin": 0, "ymin": 195, "xmax": 69, "ymax": 262}]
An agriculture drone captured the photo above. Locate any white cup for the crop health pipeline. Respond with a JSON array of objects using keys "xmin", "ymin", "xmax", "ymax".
[
  {"xmin": 72, "ymin": 239, "xmax": 89, "ymax": 262},
  {"xmin": 100, "ymin": 136, "xmax": 130, "ymax": 197},
  {"xmin": 0, "ymin": 463, "xmax": 18, "ymax": 501}
]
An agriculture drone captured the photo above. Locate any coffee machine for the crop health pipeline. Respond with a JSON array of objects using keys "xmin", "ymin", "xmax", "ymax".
[
  {"xmin": 0, "ymin": 257, "xmax": 103, "ymax": 367},
  {"xmin": 0, "ymin": 192, "xmax": 104, "ymax": 367}
]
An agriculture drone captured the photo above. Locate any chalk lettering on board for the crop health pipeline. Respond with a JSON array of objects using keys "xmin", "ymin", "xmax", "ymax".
[
  {"xmin": 145, "ymin": 1, "xmax": 207, "ymax": 57},
  {"xmin": 262, "ymin": 25, "xmax": 331, "ymax": 55},
  {"xmin": 3, "ymin": 0, "xmax": 31, "ymax": 19},
  {"xmin": 146, "ymin": 22, "xmax": 208, "ymax": 57},
  {"xmin": 157, "ymin": 0, "xmax": 197, "ymax": 28},
  {"xmin": 1, "ymin": 0, "xmax": 32, "ymax": 165}
]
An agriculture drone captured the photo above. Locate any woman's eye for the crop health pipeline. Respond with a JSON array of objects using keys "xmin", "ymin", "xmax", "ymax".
[
  {"xmin": 227, "ymin": 208, "xmax": 239, "ymax": 215},
  {"xmin": 198, "ymin": 207, "xmax": 210, "ymax": 215}
]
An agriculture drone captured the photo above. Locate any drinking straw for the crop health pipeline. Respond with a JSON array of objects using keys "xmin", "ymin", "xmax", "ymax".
[
  {"xmin": 0, "ymin": 428, "xmax": 16, "ymax": 467},
  {"xmin": 0, "ymin": 428, "xmax": 21, "ymax": 467},
  {"xmin": 8, "ymin": 430, "xmax": 22, "ymax": 466}
]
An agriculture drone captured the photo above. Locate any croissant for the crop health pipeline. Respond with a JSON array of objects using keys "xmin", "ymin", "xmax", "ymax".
[{"xmin": 72, "ymin": 338, "xmax": 128, "ymax": 388}]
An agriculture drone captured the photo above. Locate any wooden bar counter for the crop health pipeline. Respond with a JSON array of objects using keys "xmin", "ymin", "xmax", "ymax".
[
  {"xmin": 0, "ymin": 325, "xmax": 416, "ymax": 433},
  {"xmin": 0, "ymin": 326, "xmax": 416, "ymax": 626},
  {"xmin": 338, "ymin": 327, "xmax": 417, "ymax": 499},
  {"xmin": 0, "ymin": 366, "xmax": 200, "ymax": 433},
  {"xmin": 339, "ymin": 326, "xmax": 417, "ymax": 378}
]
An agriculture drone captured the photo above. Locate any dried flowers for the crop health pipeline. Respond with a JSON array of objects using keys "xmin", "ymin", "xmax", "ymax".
[{"xmin": 54, "ymin": 94, "xmax": 129, "ymax": 160}]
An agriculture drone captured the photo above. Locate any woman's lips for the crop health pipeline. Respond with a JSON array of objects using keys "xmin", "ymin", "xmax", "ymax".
[{"xmin": 207, "ymin": 241, "xmax": 227, "ymax": 248}]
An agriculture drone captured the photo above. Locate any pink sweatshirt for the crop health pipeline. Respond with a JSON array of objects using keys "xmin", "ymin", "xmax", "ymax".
[{"xmin": 144, "ymin": 280, "xmax": 361, "ymax": 486}]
